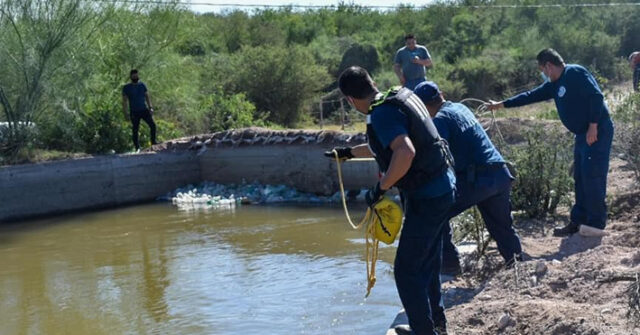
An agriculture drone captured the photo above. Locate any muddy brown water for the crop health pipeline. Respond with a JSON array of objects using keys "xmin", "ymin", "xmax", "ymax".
[{"xmin": 0, "ymin": 203, "xmax": 401, "ymax": 335}]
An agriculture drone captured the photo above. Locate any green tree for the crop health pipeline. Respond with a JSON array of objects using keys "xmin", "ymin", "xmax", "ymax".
[
  {"xmin": 235, "ymin": 45, "xmax": 330, "ymax": 127},
  {"xmin": 200, "ymin": 88, "xmax": 264, "ymax": 133},
  {"xmin": 0, "ymin": 0, "xmax": 111, "ymax": 157}
]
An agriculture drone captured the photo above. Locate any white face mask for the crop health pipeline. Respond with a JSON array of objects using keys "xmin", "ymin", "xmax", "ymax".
[{"xmin": 540, "ymin": 71, "xmax": 550, "ymax": 83}]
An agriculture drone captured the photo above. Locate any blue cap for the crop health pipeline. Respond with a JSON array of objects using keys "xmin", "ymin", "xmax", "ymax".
[{"xmin": 413, "ymin": 81, "xmax": 440, "ymax": 103}]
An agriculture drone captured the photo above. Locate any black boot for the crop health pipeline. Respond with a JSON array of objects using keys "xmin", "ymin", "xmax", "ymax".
[
  {"xmin": 395, "ymin": 324, "xmax": 448, "ymax": 335},
  {"xmin": 553, "ymin": 222, "xmax": 579, "ymax": 237}
]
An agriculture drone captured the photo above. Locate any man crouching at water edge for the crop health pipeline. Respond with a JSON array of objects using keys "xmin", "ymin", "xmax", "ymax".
[{"xmin": 325, "ymin": 66, "xmax": 456, "ymax": 335}]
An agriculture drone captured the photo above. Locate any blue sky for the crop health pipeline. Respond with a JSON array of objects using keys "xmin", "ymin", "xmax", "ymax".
[{"xmin": 190, "ymin": 0, "xmax": 436, "ymax": 13}]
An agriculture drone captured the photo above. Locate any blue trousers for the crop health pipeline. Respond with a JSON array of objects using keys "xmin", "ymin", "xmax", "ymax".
[
  {"xmin": 405, "ymin": 77, "xmax": 427, "ymax": 91},
  {"xmin": 442, "ymin": 165, "xmax": 522, "ymax": 264},
  {"xmin": 570, "ymin": 118, "xmax": 614, "ymax": 229},
  {"xmin": 396, "ymin": 188, "xmax": 455, "ymax": 335},
  {"xmin": 634, "ymin": 65, "xmax": 639, "ymax": 92}
]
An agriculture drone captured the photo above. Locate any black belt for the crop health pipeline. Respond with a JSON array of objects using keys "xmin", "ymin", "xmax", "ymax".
[
  {"xmin": 475, "ymin": 163, "xmax": 507, "ymax": 173},
  {"xmin": 456, "ymin": 163, "xmax": 507, "ymax": 183}
]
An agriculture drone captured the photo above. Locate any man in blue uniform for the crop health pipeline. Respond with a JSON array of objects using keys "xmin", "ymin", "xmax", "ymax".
[
  {"xmin": 487, "ymin": 48, "xmax": 614, "ymax": 237},
  {"xmin": 393, "ymin": 34, "xmax": 433, "ymax": 90},
  {"xmin": 414, "ymin": 81, "xmax": 522, "ymax": 274},
  {"xmin": 122, "ymin": 69, "xmax": 157, "ymax": 151},
  {"xmin": 326, "ymin": 66, "xmax": 455, "ymax": 335}
]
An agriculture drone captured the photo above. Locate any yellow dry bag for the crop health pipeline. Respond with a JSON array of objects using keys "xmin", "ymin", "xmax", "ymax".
[{"xmin": 370, "ymin": 197, "xmax": 403, "ymax": 245}]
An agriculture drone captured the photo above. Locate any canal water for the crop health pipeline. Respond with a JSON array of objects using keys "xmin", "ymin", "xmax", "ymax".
[{"xmin": 0, "ymin": 203, "xmax": 401, "ymax": 335}]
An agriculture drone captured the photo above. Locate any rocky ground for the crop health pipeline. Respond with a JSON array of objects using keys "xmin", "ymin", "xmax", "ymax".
[{"xmin": 441, "ymin": 157, "xmax": 640, "ymax": 335}]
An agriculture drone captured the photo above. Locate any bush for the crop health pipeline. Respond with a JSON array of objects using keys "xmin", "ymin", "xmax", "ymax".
[
  {"xmin": 200, "ymin": 89, "xmax": 265, "ymax": 133},
  {"xmin": 508, "ymin": 125, "xmax": 574, "ymax": 218},
  {"xmin": 234, "ymin": 45, "xmax": 330, "ymax": 127},
  {"xmin": 0, "ymin": 122, "xmax": 39, "ymax": 164},
  {"xmin": 614, "ymin": 93, "xmax": 640, "ymax": 183},
  {"xmin": 451, "ymin": 207, "xmax": 491, "ymax": 257},
  {"xmin": 37, "ymin": 105, "xmax": 84, "ymax": 152},
  {"xmin": 336, "ymin": 43, "xmax": 380, "ymax": 76},
  {"xmin": 77, "ymin": 99, "xmax": 131, "ymax": 154}
]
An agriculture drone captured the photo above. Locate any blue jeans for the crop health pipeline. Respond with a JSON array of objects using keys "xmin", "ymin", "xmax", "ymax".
[
  {"xmin": 404, "ymin": 77, "xmax": 427, "ymax": 91},
  {"xmin": 442, "ymin": 165, "xmax": 522, "ymax": 264},
  {"xmin": 570, "ymin": 117, "xmax": 614, "ymax": 229},
  {"xmin": 634, "ymin": 65, "xmax": 639, "ymax": 92},
  {"xmin": 396, "ymin": 188, "xmax": 455, "ymax": 335}
]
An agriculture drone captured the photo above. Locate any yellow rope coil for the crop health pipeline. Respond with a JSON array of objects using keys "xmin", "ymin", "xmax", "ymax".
[{"xmin": 332, "ymin": 150, "xmax": 402, "ymax": 297}]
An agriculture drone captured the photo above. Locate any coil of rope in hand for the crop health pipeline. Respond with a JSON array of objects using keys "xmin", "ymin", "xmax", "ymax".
[{"xmin": 460, "ymin": 98, "xmax": 506, "ymax": 146}]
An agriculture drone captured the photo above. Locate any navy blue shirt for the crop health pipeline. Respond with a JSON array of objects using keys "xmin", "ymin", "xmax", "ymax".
[
  {"xmin": 503, "ymin": 64, "xmax": 610, "ymax": 135},
  {"xmin": 369, "ymin": 101, "xmax": 455, "ymax": 197},
  {"xmin": 432, "ymin": 101, "xmax": 504, "ymax": 174},
  {"xmin": 122, "ymin": 82, "xmax": 148, "ymax": 112}
]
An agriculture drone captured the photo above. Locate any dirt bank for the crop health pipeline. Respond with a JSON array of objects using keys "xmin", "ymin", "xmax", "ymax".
[{"xmin": 440, "ymin": 157, "xmax": 640, "ymax": 335}]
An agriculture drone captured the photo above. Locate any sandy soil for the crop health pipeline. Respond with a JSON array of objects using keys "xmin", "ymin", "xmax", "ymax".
[{"xmin": 441, "ymin": 157, "xmax": 640, "ymax": 335}]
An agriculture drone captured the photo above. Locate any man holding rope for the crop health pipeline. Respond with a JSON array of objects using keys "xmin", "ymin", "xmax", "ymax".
[
  {"xmin": 414, "ymin": 81, "xmax": 522, "ymax": 274},
  {"xmin": 325, "ymin": 66, "xmax": 455, "ymax": 335},
  {"xmin": 486, "ymin": 48, "xmax": 614, "ymax": 238}
]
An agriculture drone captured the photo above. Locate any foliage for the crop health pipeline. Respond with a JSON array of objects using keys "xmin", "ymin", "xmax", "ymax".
[
  {"xmin": 336, "ymin": 43, "xmax": 381, "ymax": 76},
  {"xmin": 1, "ymin": 1, "xmax": 640, "ymax": 162},
  {"xmin": 199, "ymin": 89, "xmax": 264, "ymax": 133},
  {"xmin": 77, "ymin": 96, "xmax": 131, "ymax": 154},
  {"xmin": 234, "ymin": 45, "xmax": 330, "ymax": 127},
  {"xmin": 451, "ymin": 207, "xmax": 492, "ymax": 258},
  {"xmin": 508, "ymin": 126, "xmax": 574, "ymax": 218},
  {"xmin": 0, "ymin": 0, "xmax": 112, "ymax": 157},
  {"xmin": 613, "ymin": 93, "xmax": 640, "ymax": 183}
]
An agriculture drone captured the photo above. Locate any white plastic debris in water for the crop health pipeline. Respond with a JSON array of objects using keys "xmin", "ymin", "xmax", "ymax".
[{"xmin": 159, "ymin": 181, "xmax": 371, "ymax": 210}]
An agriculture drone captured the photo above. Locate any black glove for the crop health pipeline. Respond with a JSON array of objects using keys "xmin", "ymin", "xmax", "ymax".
[
  {"xmin": 323, "ymin": 146, "xmax": 354, "ymax": 160},
  {"xmin": 365, "ymin": 182, "xmax": 386, "ymax": 208}
]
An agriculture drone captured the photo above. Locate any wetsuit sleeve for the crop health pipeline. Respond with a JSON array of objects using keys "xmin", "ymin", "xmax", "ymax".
[
  {"xmin": 371, "ymin": 105, "xmax": 409, "ymax": 149},
  {"xmin": 503, "ymin": 82, "xmax": 554, "ymax": 108}
]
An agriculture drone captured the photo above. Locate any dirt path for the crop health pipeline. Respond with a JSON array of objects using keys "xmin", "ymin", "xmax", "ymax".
[{"xmin": 440, "ymin": 157, "xmax": 640, "ymax": 335}]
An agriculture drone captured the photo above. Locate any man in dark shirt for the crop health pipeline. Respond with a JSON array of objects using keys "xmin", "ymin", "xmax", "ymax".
[
  {"xmin": 415, "ymin": 81, "xmax": 522, "ymax": 274},
  {"xmin": 122, "ymin": 69, "xmax": 157, "ymax": 151},
  {"xmin": 487, "ymin": 49, "xmax": 614, "ymax": 238}
]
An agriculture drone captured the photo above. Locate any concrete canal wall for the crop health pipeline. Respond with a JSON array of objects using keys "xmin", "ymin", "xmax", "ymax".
[
  {"xmin": 0, "ymin": 128, "xmax": 378, "ymax": 222},
  {"xmin": 0, "ymin": 152, "xmax": 201, "ymax": 222}
]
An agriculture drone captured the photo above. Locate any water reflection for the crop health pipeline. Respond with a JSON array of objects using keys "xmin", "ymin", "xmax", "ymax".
[{"xmin": 0, "ymin": 203, "xmax": 400, "ymax": 335}]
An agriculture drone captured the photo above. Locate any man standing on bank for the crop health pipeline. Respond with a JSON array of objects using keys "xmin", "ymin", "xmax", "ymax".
[
  {"xmin": 122, "ymin": 69, "xmax": 157, "ymax": 152},
  {"xmin": 393, "ymin": 34, "xmax": 433, "ymax": 90},
  {"xmin": 326, "ymin": 66, "xmax": 455, "ymax": 335},
  {"xmin": 486, "ymin": 48, "xmax": 614, "ymax": 237},
  {"xmin": 414, "ymin": 81, "xmax": 522, "ymax": 275}
]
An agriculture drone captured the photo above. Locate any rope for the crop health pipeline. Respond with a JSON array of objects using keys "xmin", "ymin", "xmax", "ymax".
[
  {"xmin": 330, "ymin": 98, "xmax": 504, "ymax": 296},
  {"xmin": 332, "ymin": 149, "xmax": 379, "ymax": 297},
  {"xmin": 459, "ymin": 98, "xmax": 507, "ymax": 146}
]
